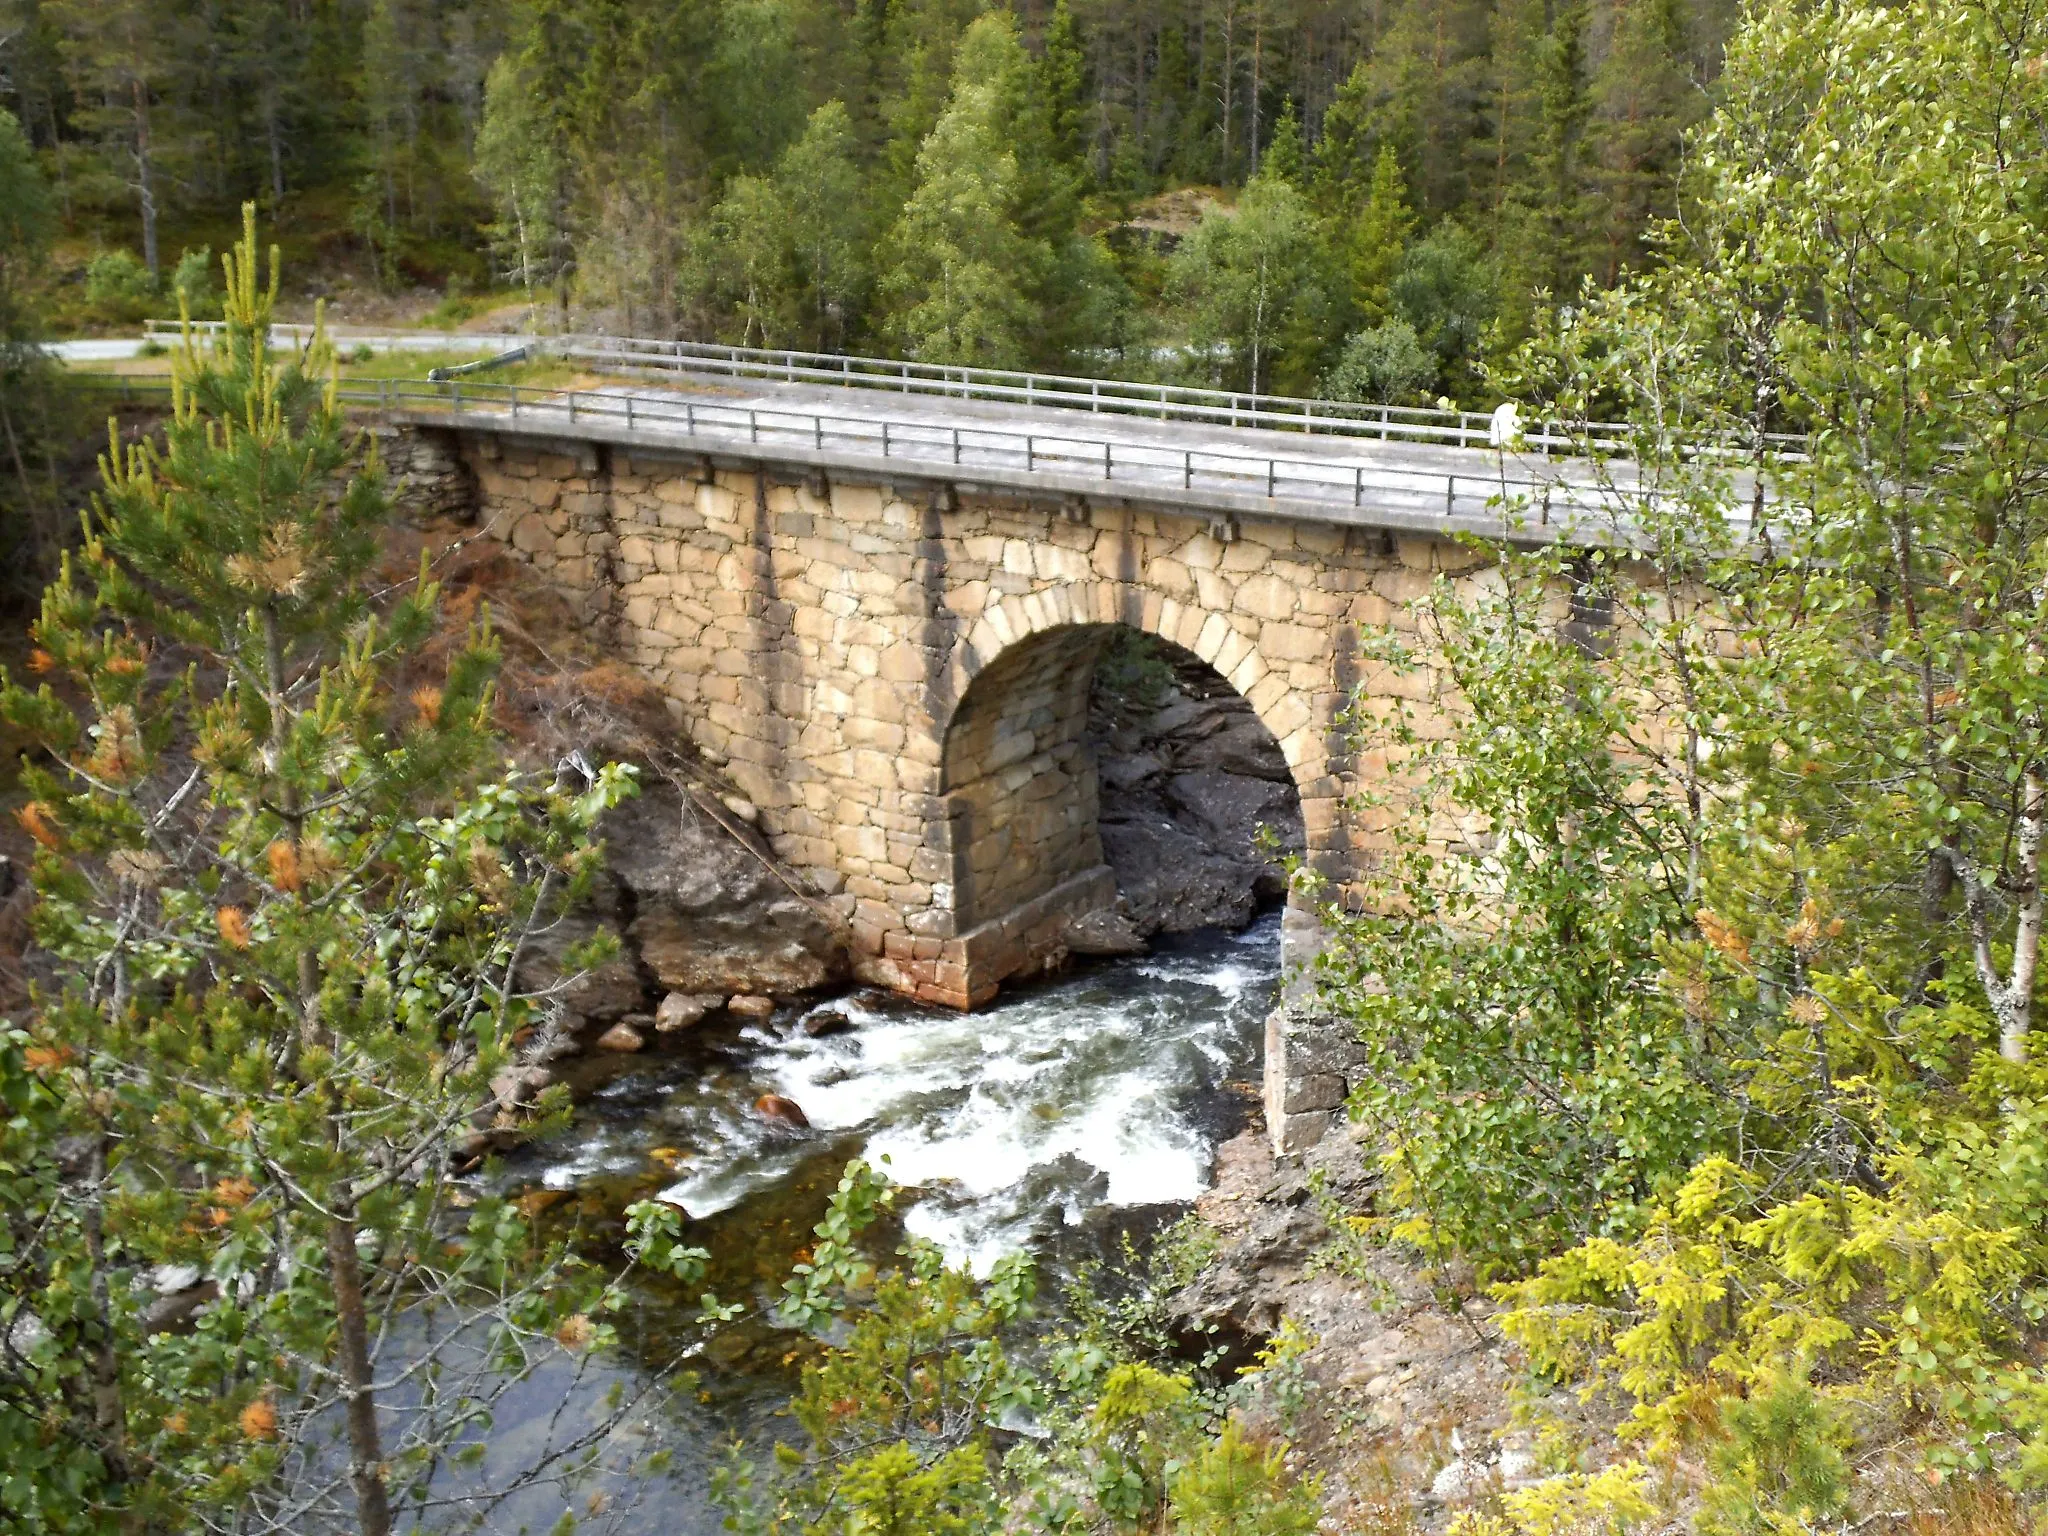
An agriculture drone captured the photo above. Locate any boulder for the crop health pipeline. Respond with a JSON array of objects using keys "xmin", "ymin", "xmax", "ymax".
[
  {"xmin": 728, "ymin": 994, "xmax": 776, "ymax": 1022},
  {"xmin": 513, "ymin": 914, "xmax": 645, "ymax": 1025},
  {"xmin": 606, "ymin": 780, "xmax": 847, "ymax": 996},
  {"xmin": 490, "ymin": 1064, "xmax": 557, "ymax": 1111},
  {"xmin": 594, "ymin": 1021, "xmax": 645, "ymax": 1053},
  {"xmin": 800, "ymin": 1008, "xmax": 854, "ymax": 1038},
  {"xmin": 753, "ymin": 1093, "xmax": 810, "ymax": 1129},
  {"xmin": 654, "ymin": 991, "xmax": 722, "ymax": 1033},
  {"xmin": 1164, "ymin": 770, "xmax": 1304, "ymax": 859}
]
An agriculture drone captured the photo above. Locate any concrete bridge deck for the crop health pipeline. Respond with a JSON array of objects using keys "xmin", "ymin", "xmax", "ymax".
[{"xmin": 382, "ymin": 368, "xmax": 1732, "ymax": 548}]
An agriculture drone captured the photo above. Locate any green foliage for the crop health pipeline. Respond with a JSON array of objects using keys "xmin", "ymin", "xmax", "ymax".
[
  {"xmin": 83, "ymin": 249, "xmax": 154, "ymax": 320},
  {"xmin": 1325, "ymin": 319, "xmax": 1435, "ymax": 405},
  {"xmin": 1315, "ymin": 544, "xmax": 1717, "ymax": 1275},
  {"xmin": 717, "ymin": 1168, "xmax": 1323, "ymax": 1536},
  {"xmin": 1698, "ymin": 1374, "xmax": 1851, "ymax": 1535},
  {"xmin": 168, "ymin": 247, "xmax": 215, "ymax": 316},
  {"xmin": 1389, "ymin": 220, "xmax": 1495, "ymax": 402},
  {"xmin": 1167, "ymin": 1422, "xmax": 1323, "ymax": 1536},
  {"xmin": 1320, "ymin": 0, "xmax": 2048, "ymax": 1502},
  {"xmin": 1169, "ymin": 174, "xmax": 1331, "ymax": 394},
  {"xmin": 0, "ymin": 207, "xmax": 644, "ymax": 1531}
]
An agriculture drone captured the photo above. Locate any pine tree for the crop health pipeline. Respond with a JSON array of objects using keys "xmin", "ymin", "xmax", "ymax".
[
  {"xmin": 0, "ymin": 209, "xmax": 651, "ymax": 1533},
  {"xmin": 1344, "ymin": 141, "xmax": 1416, "ymax": 323},
  {"xmin": 1040, "ymin": 0, "xmax": 1090, "ymax": 171}
]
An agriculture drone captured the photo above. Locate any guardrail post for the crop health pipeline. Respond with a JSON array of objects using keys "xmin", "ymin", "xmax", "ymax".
[
  {"xmin": 626, "ymin": 394, "xmax": 635, "ymax": 430},
  {"xmin": 1104, "ymin": 441, "xmax": 1112, "ymax": 480},
  {"xmin": 1184, "ymin": 450, "xmax": 1192, "ymax": 489},
  {"xmin": 1091, "ymin": 380, "xmax": 1100, "ymax": 413},
  {"xmin": 1305, "ymin": 402, "xmax": 1313, "ymax": 435},
  {"xmin": 453, "ymin": 382, "xmax": 462, "ymax": 415},
  {"xmin": 750, "ymin": 408, "xmax": 758, "ymax": 443},
  {"xmin": 687, "ymin": 400, "xmax": 695, "ymax": 434},
  {"xmin": 1267, "ymin": 459, "xmax": 1276, "ymax": 498},
  {"xmin": 513, "ymin": 388, "xmax": 520, "ymax": 424},
  {"xmin": 1026, "ymin": 435, "xmax": 1034, "ymax": 471},
  {"xmin": 815, "ymin": 416, "xmax": 824, "ymax": 449},
  {"xmin": 882, "ymin": 421, "xmax": 890, "ymax": 457},
  {"xmin": 568, "ymin": 391, "xmax": 577, "ymax": 423},
  {"xmin": 1446, "ymin": 476, "xmax": 1456, "ymax": 515},
  {"xmin": 952, "ymin": 427, "xmax": 960, "ymax": 465},
  {"xmin": 1354, "ymin": 466, "xmax": 1363, "ymax": 507}
]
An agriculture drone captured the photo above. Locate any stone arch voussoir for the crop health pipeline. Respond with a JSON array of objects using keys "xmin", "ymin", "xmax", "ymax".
[{"xmin": 944, "ymin": 581, "xmax": 1330, "ymax": 793}]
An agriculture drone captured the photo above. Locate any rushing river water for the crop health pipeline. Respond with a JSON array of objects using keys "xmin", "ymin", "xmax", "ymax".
[{"xmin": 471, "ymin": 911, "xmax": 1281, "ymax": 1531}]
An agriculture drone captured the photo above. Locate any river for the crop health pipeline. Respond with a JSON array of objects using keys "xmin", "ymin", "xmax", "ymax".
[{"xmin": 461, "ymin": 911, "xmax": 1282, "ymax": 1531}]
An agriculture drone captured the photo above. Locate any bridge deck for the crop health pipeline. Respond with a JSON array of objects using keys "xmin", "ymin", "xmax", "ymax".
[{"xmin": 392, "ymin": 368, "xmax": 1734, "ymax": 548}]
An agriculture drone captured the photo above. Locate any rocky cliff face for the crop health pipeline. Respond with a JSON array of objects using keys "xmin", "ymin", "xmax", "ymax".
[{"xmin": 1087, "ymin": 637, "xmax": 1306, "ymax": 941}]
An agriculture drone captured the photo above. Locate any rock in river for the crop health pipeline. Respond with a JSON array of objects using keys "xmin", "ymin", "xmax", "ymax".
[
  {"xmin": 594, "ymin": 1021, "xmax": 646, "ymax": 1053},
  {"xmin": 655, "ymin": 991, "xmax": 723, "ymax": 1032},
  {"xmin": 753, "ymin": 1093, "xmax": 810, "ymax": 1129}
]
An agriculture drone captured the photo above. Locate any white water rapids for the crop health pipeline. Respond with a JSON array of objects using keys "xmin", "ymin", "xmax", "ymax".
[{"xmin": 529, "ymin": 910, "xmax": 1280, "ymax": 1275}]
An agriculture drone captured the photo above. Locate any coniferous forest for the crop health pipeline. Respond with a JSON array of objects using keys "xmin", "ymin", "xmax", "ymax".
[{"xmin": 0, "ymin": 0, "xmax": 1729, "ymax": 395}]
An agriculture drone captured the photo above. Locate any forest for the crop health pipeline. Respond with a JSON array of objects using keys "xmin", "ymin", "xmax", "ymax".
[{"xmin": 0, "ymin": 0, "xmax": 1730, "ymax": 396}]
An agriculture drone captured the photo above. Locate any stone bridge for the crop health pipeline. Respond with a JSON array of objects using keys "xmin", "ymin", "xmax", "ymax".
[{"xmin": 384, "ymin": 364, "xmax": 1645, "ymax": 1148}]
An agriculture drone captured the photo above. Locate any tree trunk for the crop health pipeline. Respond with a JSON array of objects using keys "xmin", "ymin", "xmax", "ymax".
[
  {"xmin": 326, "ymin": 1210, "xmax": 393, "ymax": 1536},
  {"xmin": 132, "ymin": 78, "xmax": 158, "ymax": 279}
]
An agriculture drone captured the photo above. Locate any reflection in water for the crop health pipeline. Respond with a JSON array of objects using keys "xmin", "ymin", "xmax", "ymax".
[{"xmin": 477, "ymin": 911, "xmax": 1281, "ymax": 1532}]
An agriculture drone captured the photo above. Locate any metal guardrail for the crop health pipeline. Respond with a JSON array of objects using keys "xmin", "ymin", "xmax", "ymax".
[
  {"xmin": 559, "ymin": 336, "xmax": 1808, "ymax": 464},
  {"xmin": 132, "ymin": 325, "xmax": 1804, "ymax": 463},
  {"xmin": 73, "ymin": 371, "xmax": 1652, "ymax": 534},
  {"xmin": 567, "ymin": 336, "xmax": 1571, "ymax": 451}
]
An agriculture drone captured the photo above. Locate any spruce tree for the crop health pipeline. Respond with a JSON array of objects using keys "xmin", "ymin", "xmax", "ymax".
[{"xmin": 0, "ymin": 209, "xmax": 649, "ymax": 1534}]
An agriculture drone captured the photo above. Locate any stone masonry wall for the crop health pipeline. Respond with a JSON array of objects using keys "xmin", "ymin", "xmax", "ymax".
[{"xmin": 438, "ymin": 425, "xmax": 1528, "ymax": 1149}]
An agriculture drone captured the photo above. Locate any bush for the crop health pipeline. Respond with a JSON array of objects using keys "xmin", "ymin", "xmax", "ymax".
[
  {"xmin": 169, "ymin": 245, "xmax": 215, "ymax": 317},
  {"xmin": 83, "ymin": 248, "xmax": 154, "ymax": 320},
  {"xmin": 1325, "ymin": 319, "xmax": 1435, "ymax": 406}
]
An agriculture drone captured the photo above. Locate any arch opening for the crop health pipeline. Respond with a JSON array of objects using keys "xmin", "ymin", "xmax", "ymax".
[{"xmin": 932, "ymin": 621, "xmax": 1306, "ymax": 1005}]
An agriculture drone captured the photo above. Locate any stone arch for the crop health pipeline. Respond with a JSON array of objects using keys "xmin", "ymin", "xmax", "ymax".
[
  {"xmin": 943, "ymin": 581, "xmax": 1328, "ymax": 788},
  {"xmin": 923, "ymin": 581, "xmax": 1329, "ymax": 1007}
]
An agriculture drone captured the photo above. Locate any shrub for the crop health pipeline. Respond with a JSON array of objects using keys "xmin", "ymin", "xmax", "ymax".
[{"xmin": 83, "ymin": 248, "xmax": 154, "ymax": 319}]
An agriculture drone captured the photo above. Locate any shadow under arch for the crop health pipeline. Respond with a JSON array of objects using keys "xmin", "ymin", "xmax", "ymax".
[{"xmin": 929, "ymin": 581, "xmax": 1320, "ymax": 1008}]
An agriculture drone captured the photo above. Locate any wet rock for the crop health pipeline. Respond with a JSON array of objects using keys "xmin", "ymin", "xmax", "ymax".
[
  {"xmin": 1088, "ymin": 646, "xmax": 1305, "ymax": 940},
  {"xmin": 1065, "ymin": 906, "xmax": 1148, "ymax": 956},
  {"xmin": 1165, "ymin": 771, "xmax": 1302, "ymax": 858},
  {"xmin": 800, "ymin": 1008, "xmax": 853, "ymax": 1038},
  {"xmin": 655, "ymin": 991, "xmax": 722, "ymax": 1033},
  {"xmin": 728, "ymin": 994, "xmax": 776, "ymax": 1022},
  {"xmin": 753, "ymin": 1093, "xmax": 810, "ymax": 1129},
  {"xmin": 594, "ymin": 1021, "xmax": 645, "ymax": 1053}
]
